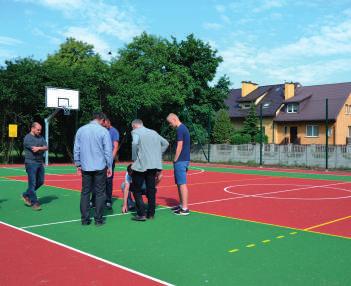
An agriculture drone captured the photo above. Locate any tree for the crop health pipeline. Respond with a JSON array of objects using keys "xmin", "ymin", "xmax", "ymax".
[
  {"xmin": 242, "ymin": 103, "xmax": 260, "ymax": 142},
  {"xmin": 212, "ymin": 109, "xmax": 234, "ymax": 143}
]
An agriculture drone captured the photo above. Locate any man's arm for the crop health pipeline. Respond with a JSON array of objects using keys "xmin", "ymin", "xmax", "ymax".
[
  {"xmin": 160, "ymin": 135, "xmax": 169, "ymax": 153},
  {"xmin": 122, "ymin": 182, "xmax": 130, "ymax": 213},
  {"xmin": 131, "ymin": 132, "xmax": 140, "ymax": 161},
  {"xmin": 73, "ymin": 131, "xmax": 81, "ymax": 168},
  {"xmin": 112, "ymin": 141, "xmax": 119, "ymax": 160},
  {"xmin": 174, "ymin": 141, "xmax": 183, "ymax": 162}
]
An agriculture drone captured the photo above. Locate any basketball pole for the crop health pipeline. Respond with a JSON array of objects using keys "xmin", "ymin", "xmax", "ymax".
[{"xmin": 44, "ymin": 108, "xmax": 61, "ymax": 166}]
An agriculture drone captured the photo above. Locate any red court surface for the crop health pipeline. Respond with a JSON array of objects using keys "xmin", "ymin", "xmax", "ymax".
[
  {"xmin": 0, "ymin": 223, "xmax": 166, "ymax": 286},
  {"xmin": 7, "ymin": 169, "xmax": 351, "ymax": 239}
]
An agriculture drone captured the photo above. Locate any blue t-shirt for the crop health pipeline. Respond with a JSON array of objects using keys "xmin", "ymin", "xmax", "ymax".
[
  {"xmin": 108, "ymin": 126, "xmax": 119, "ymax": 148},
  {"xmin": 176, "ymin": 124, "xmax": 190, "ymax": 162}
]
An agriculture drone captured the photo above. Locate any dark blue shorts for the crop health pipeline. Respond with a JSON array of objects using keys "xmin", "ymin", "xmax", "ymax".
[{"xmin": 173, "ymin": 161, "xmax": 189, "ymax": 185}]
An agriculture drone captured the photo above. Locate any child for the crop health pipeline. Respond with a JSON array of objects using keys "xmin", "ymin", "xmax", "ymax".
[{"xmin": 121, "ymin": 164, "xmax": 162, "ymax": 213}]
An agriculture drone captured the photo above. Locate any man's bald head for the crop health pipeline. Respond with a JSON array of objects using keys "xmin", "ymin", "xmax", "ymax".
[
  {"xmin": 31, "ymin": 122, "xmax": 42, "ymax": 136},
  {"xmin": 166, "ymin": 113, "xmax": 181, "ymax": 128}
]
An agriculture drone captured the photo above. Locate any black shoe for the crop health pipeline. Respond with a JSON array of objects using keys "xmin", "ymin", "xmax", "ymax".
[
  {"xmin": 174, "ymin": 208, "xmax": 190, "ymax": 216},
  {"xmin": 132, "ymin": 215, "xmax": 146, "ymax": 221},
  {"xmin": 105, "ymin": 202, "xmax": 112, "ymax": 210},
  {"xmin": 82, "ymin": 220, "xmax": 91, "ymax": 225},
  {"xmin": 171, "ymin": 205, "xmax": 181, "ymax": 211},
  {"xmin": 95, "ymin": 220, "xmax": 105, "ymax": 226},
  {"xmin": 147, "ymin": 214, "xmax": 154, "ymax": 220}
]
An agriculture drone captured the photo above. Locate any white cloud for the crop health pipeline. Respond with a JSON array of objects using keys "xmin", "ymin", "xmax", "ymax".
[
  {"xmin": 63, "ymin": 27, "xmax": 110, "ymax": 56},
  {"xmin": 0, "ymin": 36, "xmax": 23, "ymax": 46},
  {"xmin": 253, "ymin": 0, "xmax": 285, "ymax": 13},
  {"xmin": 20, "ymin": 0, "xmax": 144, "ymax": 48},
  {"xmin": 219, "ymin": 17, "xmax": 351, "ymax": 85},
  {"xmin": 203, "ymin": 22, "xmax": 223, "ymax": 30}
]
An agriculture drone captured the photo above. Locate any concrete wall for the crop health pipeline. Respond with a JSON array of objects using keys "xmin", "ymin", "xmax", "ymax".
[{"xmin": 191, "ymin": 143, "xmax": 351, "ymax": 169}]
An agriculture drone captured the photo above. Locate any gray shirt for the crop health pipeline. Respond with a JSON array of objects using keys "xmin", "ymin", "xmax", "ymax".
[
  {"xmin": 23, "ymin": 133, "xmax": 47, "ymax": 163},
  {"xmin": 131, "ymin": 126, "xmax": 169, "ymax": 172},
  {"xmin": 74, "ymin": 120, "xmax": 113, "ymax": 171}
]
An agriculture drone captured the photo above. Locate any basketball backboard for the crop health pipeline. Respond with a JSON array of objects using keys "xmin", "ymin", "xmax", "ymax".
[{"xmin": 45, "ymin": 87, "xmax": 79, "ymax": 110}]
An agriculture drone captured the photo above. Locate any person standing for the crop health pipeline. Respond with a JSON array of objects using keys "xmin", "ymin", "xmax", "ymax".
[
  {"xmin": 166, "ymin": 113, "xmax": 191, "ymax": 215},
  {"xmin": 74, "ymin": 112, "xmax": 112, "ymax": 226},
  {"xmin": 22, "ymin": 122, "xmax": 48, "ymax": 211},
  {"xmin": 130, "ymin": 119, "xmax": 169, "ymax": 221},
  {"xmin": 90, "ymin": 118, "xmax": 119, "ymax": 210}
]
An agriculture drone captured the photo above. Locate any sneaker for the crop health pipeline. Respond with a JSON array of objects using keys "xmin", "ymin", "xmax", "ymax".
[
  {"xmin": 147, "ymin": 214, "xmax": 154, "ymax": 220},
  {"xmin": 105, "ymin": 202, "xmax": 112, "ymax": 210},
  {"xmin": 171, "ymin": 205, "xmax": 181, "ymax": 211},
  {"xmin": 22, "ymin": 195, "xmax": 32, "ymax": 206},
  {"xmin": 132, "ymin": 215, "xmax": 146, "ymax": 221},
  {"xmin": 81, "ymin": 220, "xmax": 91, "ymax": 226},
  {"xmin": 95, "ymin": 220, "xmax": 105, "ymax": 227},
  {"xmin": 174, "ymin": 208, "xmax": 190, "ymax": 216},
  {"xmin": 32, "ymin": 203, "xmax": 42, "ymax": 211}
]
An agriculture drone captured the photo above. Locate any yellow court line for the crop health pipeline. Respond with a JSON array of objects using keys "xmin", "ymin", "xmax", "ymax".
[
  {"xmin": 276, "ymin": 235, "xmax": 285, "ymax": 239},
  {"xmin": 246, "ymin": 244, "xmax": 256, "ymax": 248},
  {"xmin": 262, "ymin": 240, "xmax": 271, "ymax": 243},
  {"xmin": 228, "ymin": 249, "xmax": 239, "ymax": 253},
  {"xmin": 304, "ymin": 215, "xmax": 351, "ymax": 231}
]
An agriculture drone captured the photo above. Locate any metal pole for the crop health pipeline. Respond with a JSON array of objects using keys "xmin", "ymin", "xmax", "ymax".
[
  {"xmin": 207, "ymin": 110, "xmax": 211, "ymax": 163},
  {"xmin": 45, "ymin": 118, "xmax": 49, "ymax": 166},
  {"xmin": 44, "ymin": 108, "xmax": 61, "ymax": 166},
  {"xmin": 260, "ymin": 103, "xmax": 263, "ymax": 166},
  {"xmin": 325, "ymin": 98, "xmax": 329, "ymax": 171}
]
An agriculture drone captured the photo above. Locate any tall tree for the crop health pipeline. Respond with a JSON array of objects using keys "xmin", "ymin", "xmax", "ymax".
[
  {"xmin": 242, "ymin": 103, "xmax": 260, "ymax": 142},
  {"xmin": 212, "ymin": 109, "xmax": 234, "ymax": 144}
]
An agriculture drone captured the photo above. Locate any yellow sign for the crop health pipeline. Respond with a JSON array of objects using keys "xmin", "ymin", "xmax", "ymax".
[{"xmin": 8, "ymin": 124, "xmax": 18, "ymax": 138}]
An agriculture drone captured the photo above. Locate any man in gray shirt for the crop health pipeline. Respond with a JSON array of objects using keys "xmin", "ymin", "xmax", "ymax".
[
  {"xmin": 131, "ymin": 119, "xmax": 169, "ymax": 221},
  {"xmin": 22, "ymin": 122, "xmax": 48, "ymax": 211},
  {"xmin": 74, "ymin": 112, "xmax": 112, "ymax": 226}
]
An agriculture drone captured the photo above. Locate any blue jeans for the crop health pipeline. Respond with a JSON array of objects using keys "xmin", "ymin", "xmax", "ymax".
[{"xmin": 23, "ymin": 162, "xmax": 45, "ymax": 204}]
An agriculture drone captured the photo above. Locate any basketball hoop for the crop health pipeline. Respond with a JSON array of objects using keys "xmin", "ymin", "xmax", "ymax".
[{"xmin": 62, "ymin": 105, "xmax": 71, "ymax": 116}]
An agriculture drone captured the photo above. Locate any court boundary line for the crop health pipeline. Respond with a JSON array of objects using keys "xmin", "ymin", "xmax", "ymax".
[
  {"xmin": 304, "ymin": 215, "xmax": 351, "ymax": 231},
  {"xmin": 0, "ymin": 220, "xmax": 174, "ymax": 286}
]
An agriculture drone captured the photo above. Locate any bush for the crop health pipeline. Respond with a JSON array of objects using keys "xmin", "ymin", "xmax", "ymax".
[{"xmin": 230, "ymin": 132, "xmax": 251, "ymax": 144}]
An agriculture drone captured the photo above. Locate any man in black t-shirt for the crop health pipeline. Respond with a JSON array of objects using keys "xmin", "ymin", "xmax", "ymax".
[
  {"xmin": 167, "ymin": 113, "xmax": 191, "ymax": 216},
  {"xmin": 22, "ymin": 122, "xmax": 48, "ymax": 211}
]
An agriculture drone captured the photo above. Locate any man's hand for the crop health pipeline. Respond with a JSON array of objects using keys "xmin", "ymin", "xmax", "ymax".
[
  {"xmin": 107, "ymin": 168, "xmax": 113, "ymax": 178},
  {"xmin": 31, "ymin": 146, "xmax": 41, "ymax": 153},
  {"xmin": 122, "ymin": 203, "xmax": 128, "ymax": 213}
]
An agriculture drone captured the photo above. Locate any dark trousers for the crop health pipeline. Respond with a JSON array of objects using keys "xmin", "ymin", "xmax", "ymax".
[
  {"xmin": 91, "ymin": 161, "xmax": 115, "ymax": 205},
  {"xmin": 23, "ymin": 162, "xmax": 45, "ymax": 204},
  {"xmin": 132, "ymin": 169, "xmax": 157, "ymax": 217},
  {"xmin": 81, "ymin": 169, "xmax": 106, "ymax": 223}
]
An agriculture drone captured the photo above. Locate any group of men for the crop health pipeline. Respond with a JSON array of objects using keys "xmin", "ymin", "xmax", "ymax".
[{"xmin": 22, "ymin": 111, "xmax": 191, "ymax": 226}]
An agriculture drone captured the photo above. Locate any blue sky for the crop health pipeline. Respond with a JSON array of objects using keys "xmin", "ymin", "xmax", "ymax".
[{"xmin": 1, "ymin": 0, "xmax": 351, "ymax": 87}]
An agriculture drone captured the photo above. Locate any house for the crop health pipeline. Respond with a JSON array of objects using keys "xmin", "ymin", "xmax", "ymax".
[
  {"xmin": 225, "ymin": 81, "xmax": 300, "ymax": 143},
  {"xmin": 274, "ymin": 82, "xmax": 351, "ymax": 145}
]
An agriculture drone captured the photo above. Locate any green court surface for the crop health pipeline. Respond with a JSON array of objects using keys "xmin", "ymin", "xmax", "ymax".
[{"xmin": 1, "ymin": 164, "xmax": 351, "ymax": 285}]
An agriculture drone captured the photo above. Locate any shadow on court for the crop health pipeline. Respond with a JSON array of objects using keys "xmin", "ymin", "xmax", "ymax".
[{"xmin": 39, "ymin": 195, "xmax": 59, "ymax": 205}]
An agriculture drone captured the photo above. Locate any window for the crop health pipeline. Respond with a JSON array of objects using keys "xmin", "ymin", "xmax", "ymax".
[
  {"xmin": 287, "ymin": 103, "xmax": 298, "ymax": 113},
  {"xmin": 263, "ymin": 102, "xmax": 271, "ymax": 108},
  {"xmin": 346, "ymin": 104, "xmax": 351, "ymax": 115},
  {"xmin": 241, "ymin": 103, "xmax": 251, "ymax": 109},
  {"xmin": 348, "ymin": 126, "xmax": 351, "ymax": 137},
  {"xmin": 306, "ymin": 125, "xmax": 319, "ymax": 137},
  {"xmin": 284, "ymin": 126, "xmax": 288, "ymax": 134},
  {"xmin": 327, "ymin": 128, "xmax": 332, "ymax": 137}
]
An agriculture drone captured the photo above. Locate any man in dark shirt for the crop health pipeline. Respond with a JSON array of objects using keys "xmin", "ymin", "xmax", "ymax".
[
  {"xmin": 166, "ymin": 113, "xmax": 191, "ymax": 215},
  {"xmin": 22, "ymin": 122, "xmax": 48, "ymax": 210}
]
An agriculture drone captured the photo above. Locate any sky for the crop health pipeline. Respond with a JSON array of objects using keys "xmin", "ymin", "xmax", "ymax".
[{"xmin": 1, "ymin": 0, "xmax": 351, "ymax": 87}]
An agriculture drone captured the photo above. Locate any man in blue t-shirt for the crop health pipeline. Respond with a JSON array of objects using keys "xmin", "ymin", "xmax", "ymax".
[{"xmin": 167, "ymin": 113, "xmax": 191, "ymax": 216}]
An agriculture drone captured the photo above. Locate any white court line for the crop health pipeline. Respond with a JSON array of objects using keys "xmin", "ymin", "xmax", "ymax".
[
  {"xmin": 187, "ymin": 181, "xmax": 351, "ymax": 206},
  {"xmin": 1, "ymin": 221, "xmax": 173, "ymax": 286},
  {"xmin": 21, "ymin": 206, "xmax": 170, "ymax": 229}
]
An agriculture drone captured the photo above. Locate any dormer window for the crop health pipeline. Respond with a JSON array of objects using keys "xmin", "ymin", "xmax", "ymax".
[
  {"xmin": 287, "ymin": 103, "xmax": 298, "ymax": 113},
  {"xmin": 241, "ymin": 103, "xmax": 251, "ymax": 109}
]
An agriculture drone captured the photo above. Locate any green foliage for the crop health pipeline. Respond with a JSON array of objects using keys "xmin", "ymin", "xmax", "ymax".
[
  {"xmin": 0, "ymin": 33, "xmax": 230, "ymax": 162},
  {"xmin": 254, "ymin": 132, "xmax": 268, "ymax": 144},
  {"xmin": 212, "ymin": 109, "xmax": 234, "ymax": 143},
  {"xmin": 230, "ymin": 132, "xmax": 251, "ymax": 144},
  {"xmin": 242, "ymin": 103, "xmax": 260, "ymax": 142}
]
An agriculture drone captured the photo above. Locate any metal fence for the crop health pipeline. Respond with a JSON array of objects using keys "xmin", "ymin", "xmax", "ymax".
[{"xmin": 190, "ymin": 144, "xmax": 351, "ymax": 169}]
